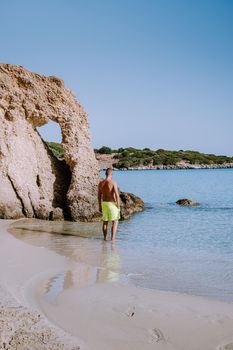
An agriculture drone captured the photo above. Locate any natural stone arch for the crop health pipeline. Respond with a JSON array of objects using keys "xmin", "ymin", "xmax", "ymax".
[
  {"xmin": 0, "ymin": 64, "xmax": 99, "ymax": 221},
  {"xmin": 36, "ymin": 121, "xmax": 71, "ymax": 220}
]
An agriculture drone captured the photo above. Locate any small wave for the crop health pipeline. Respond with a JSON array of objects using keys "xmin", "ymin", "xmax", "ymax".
[
  {"xmin": 198, "ymin": 206, "xmax": 233, "ymax": 211},
  {"xmin": 144, "ymin": 204, "xmax": 154, "ymax": 210},
  {"xmin": 145, "ymin": 203, "xmax": 233, "ymax": 211}
]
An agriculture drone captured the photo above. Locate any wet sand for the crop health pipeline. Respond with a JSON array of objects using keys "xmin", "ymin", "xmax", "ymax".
[
  {"xmin": 0, "ymin": 219, "xmax": 82, "ymax": 350},
  {"xmin": 1, "ymin": 218, "xmax": 233, "ymax": 350}
]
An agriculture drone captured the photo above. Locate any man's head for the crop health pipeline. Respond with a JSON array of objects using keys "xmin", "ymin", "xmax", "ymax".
[{"xmin": 105, "ymin": 168, "xmax": 113, "ymax": 178}]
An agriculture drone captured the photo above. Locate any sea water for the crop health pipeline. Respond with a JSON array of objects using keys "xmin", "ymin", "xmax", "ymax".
[
  {"xmin": 10, "ymin": 169, "xmax": 233, "ymax": 302},
  {"xmin": 112, "ymin": 168, "xmax": 233, "ymax": 301}
]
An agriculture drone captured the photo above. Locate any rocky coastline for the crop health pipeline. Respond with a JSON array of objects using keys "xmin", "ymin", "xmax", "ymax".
[
  {"xmin": 96, "ymin": 154, "xmax": 233, "ymax": 171},
  {"xmin": 112, "ymin": 162, "xmax": 233, "ymax": 171}
]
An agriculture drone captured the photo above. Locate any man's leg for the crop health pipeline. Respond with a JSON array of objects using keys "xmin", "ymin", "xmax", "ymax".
[
  {"xmin": 103, "ymin": 221, "xmax": 108, "ymax": 240},
  {"xmin": 111, "ymin": 220, "xmax": 118, "ymax": 241}
]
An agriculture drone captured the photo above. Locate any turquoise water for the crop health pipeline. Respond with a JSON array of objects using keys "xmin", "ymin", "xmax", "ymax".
[
  {"xmin": 109, "ymin": 169, "xmax": 233, "ymax": 301},
  {"xmin": 11, "ymin": 169, "xmax": 233, "ymax": 302}
]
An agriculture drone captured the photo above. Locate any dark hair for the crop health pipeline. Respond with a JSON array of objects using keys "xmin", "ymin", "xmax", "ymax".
[{"xmin": 105, "ymin": 168, "xmax": 113, "ymax": 176}]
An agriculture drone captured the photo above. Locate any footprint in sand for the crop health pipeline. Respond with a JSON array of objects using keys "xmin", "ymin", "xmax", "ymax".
[
  {"xmin": 219, "ymin": 344, "xmax": 233, "ymax": 350},
  {"xmin": 148, "ymin": 328, "xmax": 166, "ymax": 343},
  {"xmin": 125, "ymin": 306, "xmax": 135, "ymax": 317}
]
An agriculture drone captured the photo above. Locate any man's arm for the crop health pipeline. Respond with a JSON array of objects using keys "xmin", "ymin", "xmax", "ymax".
[
  {"xmin": 98, "ymin": 182, "xmax": 103, "ymax": 212},
  {"xmin": 113, "ymin": 182, "xmax": 121, "ymax": 209}
]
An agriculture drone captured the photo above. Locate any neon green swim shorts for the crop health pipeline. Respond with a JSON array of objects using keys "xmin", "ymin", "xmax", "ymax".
[{"xmin": 102, "ymin": 201, "xmax": 120, "ymax": 222}]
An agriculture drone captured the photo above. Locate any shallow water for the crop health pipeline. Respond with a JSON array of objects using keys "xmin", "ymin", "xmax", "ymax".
[
  {"xmin": 10, "ymin": 169, "xmax": 233, "ymax": 302},
  {"xmin": 114, "ymin": 169, "xmax": 233, "ymax": 301}
]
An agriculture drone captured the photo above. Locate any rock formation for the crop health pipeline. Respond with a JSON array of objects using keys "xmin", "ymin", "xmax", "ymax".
[
  {"xmin": 0, "ymin": 64, "xmax": 144, "ymax": 221},
  {"xmin": 120, "ymin": 192, "xmax": 144, "ymax": 219},
  {"xmin": 0, "ymin": 64, "xmax": 99, "ymax": 221},
  {"xmin": 176, "ymin": 199, "xmax": 200, "ymax": 206}
]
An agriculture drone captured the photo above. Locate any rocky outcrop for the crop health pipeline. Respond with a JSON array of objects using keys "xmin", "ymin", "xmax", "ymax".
[
  {"xmin": 96, "ymin": 153, "xmax": 119, "ymax": 170},
  {"xmin": 176, "ymin": 199, "xmax": 200, "ymax": 206},
  {"xmin": 0, "ymin": 64, "xmax": 144, "ymax": 222},
  {"xmin": 0, "ymin": 64, "xmax": 99, "ymax": 221},
  {"xmin": 120, "ymin": 192, "xmax": 144, "ymax": 219}
]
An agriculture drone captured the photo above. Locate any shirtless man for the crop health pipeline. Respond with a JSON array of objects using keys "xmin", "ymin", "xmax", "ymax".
[{"xmin": 98, "ymin": 168, "xmax": 121, "ymax": 241}]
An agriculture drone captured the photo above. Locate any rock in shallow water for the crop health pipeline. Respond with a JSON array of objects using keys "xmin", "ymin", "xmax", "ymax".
[
  {"xmin": 176, "ymin": 198, "xmax": 200, "ymax": 206},
  {"xmin": 120, "ymin": 192, "xmax": 144, "ymax": 220}
]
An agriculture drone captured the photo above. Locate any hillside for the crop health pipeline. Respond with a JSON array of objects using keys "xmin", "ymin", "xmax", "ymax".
[
  {"xmin": 95, "ymin": 146, "xmax": 233, "ymax": 170},
  {"xmin": 47, "ymin": 143, "xmax": 233, "ymax": 170}
]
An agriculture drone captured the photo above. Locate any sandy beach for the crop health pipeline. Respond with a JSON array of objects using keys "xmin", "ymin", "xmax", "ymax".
[
  {"xmin": 0, "ymin": 219, "xmax": 82, "ymax": 350},
  {"xmin": 1, "ymin": 1, "xmax": 232, "ymax": 349},
  {"xmin": 1, "ymin": 219, "xmax": 233, "ymax": 350}
]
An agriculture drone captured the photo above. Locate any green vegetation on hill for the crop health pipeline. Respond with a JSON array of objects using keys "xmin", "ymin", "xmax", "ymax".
[
  {"xmin": 46, "ymin": 143, "xmax": 233, "ymax": 169},
  {"xmin": 95, "ymin": 146, "xmax": 233, "ymax": 169},
  {"xmin": 46, "ymin": 142, "xmax": 64, "ymax": 159}
]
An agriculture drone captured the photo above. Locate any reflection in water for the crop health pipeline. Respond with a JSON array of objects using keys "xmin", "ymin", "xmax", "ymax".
[
  {"xmin": 9, "ymin": 219, "xmax": 103, "ymax": 262},
  {"xmin": 97, "ymin": 242, "xmax": 121, "ymax": 283},
  {"xmin": 9, "ymin": 218, "xmax": 102, "ymax": 239},
  {"xmin": 45, "ymin": 271, "xmax": 68, "ymax": 303},
  {"xmin": 9, "ymin": 219, "xmax": 123, "ymax": 303},
  {"xmin": 44, "ymin": 242, "xmax": 122, "ymax": 303}
]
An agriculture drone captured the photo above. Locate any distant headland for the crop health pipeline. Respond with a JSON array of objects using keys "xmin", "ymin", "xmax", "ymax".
[{"xmin": 47, "ymin": 143, "xmax": 233, "ymax": 171}]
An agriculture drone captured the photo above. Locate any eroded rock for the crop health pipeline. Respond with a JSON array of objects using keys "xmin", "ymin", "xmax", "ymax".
[
  {"xmin": 120, "ymin": 192, "xmax": 144, "ymax": 220},
  {"xmin": 0, "ymin": 64, "xmax": 99, "ymax": 221},
  {"xmin": 0, "ymin": 64, "xmax": 144, "ymax": 222}
]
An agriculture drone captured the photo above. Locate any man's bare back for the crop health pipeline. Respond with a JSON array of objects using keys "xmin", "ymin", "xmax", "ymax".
[{"xmin": 99, "ymin": 178, "xmax": 118, "ymax": 203}]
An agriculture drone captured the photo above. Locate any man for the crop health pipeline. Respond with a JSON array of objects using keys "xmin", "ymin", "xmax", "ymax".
[{"xmin": 98, "ymin": 168, "xmax": 120, "ymax": 241}]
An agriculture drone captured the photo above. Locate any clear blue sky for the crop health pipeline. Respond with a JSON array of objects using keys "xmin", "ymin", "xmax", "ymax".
[{"xmin": 1, "ymin": 0, "xmax": 233, "ymax": 155}]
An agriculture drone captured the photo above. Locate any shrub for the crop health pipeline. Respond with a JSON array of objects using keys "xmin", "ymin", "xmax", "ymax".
[
  {"xmin": 46, "ymin": 142, "xmax": 64, "ymax": 159},
  {"xmin": 96, "ymin": 146, "xmax": 112, "ymax": 154},
  {"xmin": 143, "ymin": 158, "xmax": 152, "ymax": 165},
  {"xmin": 122, "ymin": 150, "xmax": 130, "ymax": 158},
  {"xmin": 114, "ymin": 160, "xmax": 130, "ymax": 169}
]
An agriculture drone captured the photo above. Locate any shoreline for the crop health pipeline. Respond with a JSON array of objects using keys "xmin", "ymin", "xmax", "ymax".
[
  {"xmin": 1, "ymin": 219, "xmax": 233, "ymax": 349},
  {"xmin": 0, "ymin": 219, "xmax": 82, "ymax": 350},
  {"xmin": 104, "ymin": 163, "xmax": 233, "ymax": 171},
  {"xmin": 96, "ymin": 151, "xmax": 233, "ymax": 172}
]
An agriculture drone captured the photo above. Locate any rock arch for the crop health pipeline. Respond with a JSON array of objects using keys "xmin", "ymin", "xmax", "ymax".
[{"xmin": 0, "ymin": 64, "xmax": 99, "ymax": 221}]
